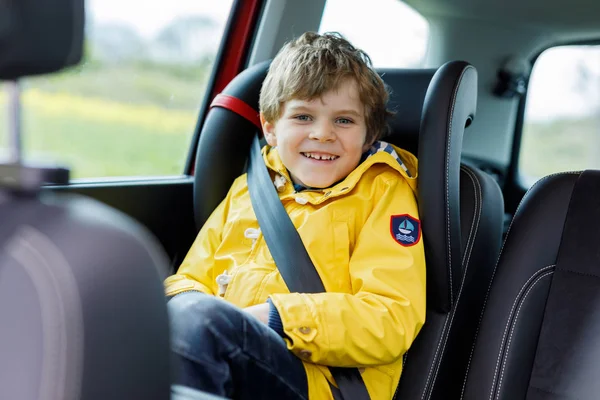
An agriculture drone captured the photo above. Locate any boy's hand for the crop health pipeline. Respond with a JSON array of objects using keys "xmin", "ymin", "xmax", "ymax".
[{"xmin": 243, "ymin": 303, "xmax": 270, "ymax": 324}]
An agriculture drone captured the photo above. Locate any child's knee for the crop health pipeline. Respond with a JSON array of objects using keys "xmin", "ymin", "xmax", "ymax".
[{"xmin": 167, "ymin": 292, "xmax": 240, "ymax": 346}]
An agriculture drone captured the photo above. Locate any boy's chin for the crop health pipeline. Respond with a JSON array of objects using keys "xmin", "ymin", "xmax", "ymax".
[{"xmin": 296, "ymin": 177, "xmax": 336, "ymax": 189}]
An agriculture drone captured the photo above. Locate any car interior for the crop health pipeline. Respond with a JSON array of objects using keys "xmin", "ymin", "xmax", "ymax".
[{"xmin": 1, "ymin": 0, "xmax": 600, "ymax": 399}]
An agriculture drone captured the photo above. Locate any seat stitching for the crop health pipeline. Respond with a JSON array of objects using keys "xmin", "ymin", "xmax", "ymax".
[
  {"xmin": 460, "ymin": 171, "xmax": 580, "ymax": 400},
  {"xmin": 496, "ymin": 269, "xmax": 554, "ymax": 400},
  {"xmin": 444, "ymin": 67, "xmax": 475, "ymax": 309},
  {"xmin": 445, "ymin": 92, "xmax": 453, "ymax": 308},
  {"xmin": 557, "ymin": 268, "xmax": 600, "ymax": 280},
  {"xmin": 459, "ymin": 166, "xmax": 482, "ymax": 268},
  {"xmin": 487, "ymin": 265, "xmax": 555, "ymax": 400},
  {"xmin": 420, "ymin": 313, "xmax": 452, "ymax": 400},
  {"xmin": 422, "ymin": 165, "xmax": 483, "ymax": 400},
  {"xmin": 421, "ymin": 65, "xmax": 474, "ymax": 400},
  {"xmin": 528, "ymin": 385, "xmax": 565, "ymax": 395},
  {"xmin": 459, "ymin": 167, "xmax": 480, "ymax": 267}
]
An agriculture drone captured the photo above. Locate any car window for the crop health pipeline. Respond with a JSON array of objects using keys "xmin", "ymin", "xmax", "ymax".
[
  {"xmin": 520, "ymin": 45, "xmax": 600, "ymax": 185},
  {"xmin": 0, "ymin": 88, "xmax": 7, "ymax": 157},
  {"xmin": 0, "ymin": 0, "xmax": 234, "ymax": 181},
  {"xmin": 319, "ymin": 0, "xmax": 429, "ymax": 68}
]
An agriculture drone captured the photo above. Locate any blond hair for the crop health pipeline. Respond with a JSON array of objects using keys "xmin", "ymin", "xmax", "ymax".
[{"xmin": 259, "ymin": 32, "xmax": 392, "ymax": 145}]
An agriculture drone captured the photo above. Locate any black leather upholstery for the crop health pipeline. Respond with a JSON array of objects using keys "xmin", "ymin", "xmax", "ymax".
[
  {"xmin": 193, "ymin": 61, "xmax": 268, "ymax": 229},
  {"xmin": 380, "ymin": 68, "xmax": 437, "ymax": 156},
  {"xmin": 418, "ymin": 62, "xmax": 477, "ymax": 312},
  {"xmin": 193, "ymin": 61, "xmax": 504, "ymax": 400},
  {"xmin": 394, "ymin": 62, "xmax": 504, "ymax": 400},
  {"xmin": 0, "ymin": 193, "xmax": 172, "ymax": 400},
  {"xmin": 461, "ymin": 171, "xmax": 600, "ymax": 400}
]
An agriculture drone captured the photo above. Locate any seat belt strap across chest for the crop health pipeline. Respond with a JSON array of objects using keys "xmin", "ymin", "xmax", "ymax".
[{"xmin": 247, "ymin": 134, "xmax": 370, "ymax": 400}]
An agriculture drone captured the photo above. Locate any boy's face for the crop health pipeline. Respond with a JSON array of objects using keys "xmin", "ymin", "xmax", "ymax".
[{"xmin": 261, "ymin": 79, "xmax": 370, "ymax": 189}]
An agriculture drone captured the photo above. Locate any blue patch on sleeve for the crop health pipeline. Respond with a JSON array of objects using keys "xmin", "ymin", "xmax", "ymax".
[{"xmin": 390, "ymin": 214, "xmax": 421, "ymax": 247}]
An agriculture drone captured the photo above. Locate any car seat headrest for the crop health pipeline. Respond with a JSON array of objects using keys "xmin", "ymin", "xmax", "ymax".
[
  {"xmin": 0, "ymin": 0, "xmax": 84, "ymax": 80},
  {"xmin": 418, "ymin": 61, "xmax": 478, "ymax": 312},
  {"xmin": 381, "ymin": 68, "xmax": 436, "ymax": 155}
]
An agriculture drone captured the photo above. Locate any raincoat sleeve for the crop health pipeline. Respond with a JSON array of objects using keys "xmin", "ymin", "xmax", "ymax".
[
  {"xmin": 269, "ymin": 175, "xmax": 427, "ymax": 367},
  {"xmin": 164, "ymin": 179, "xmax": 237, "ymax": 297}
]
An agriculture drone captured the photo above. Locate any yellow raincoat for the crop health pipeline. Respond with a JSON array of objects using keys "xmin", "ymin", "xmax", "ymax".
[{"xmin": 165, "ymin": 143, "xmax": 426, "ymax": 399}]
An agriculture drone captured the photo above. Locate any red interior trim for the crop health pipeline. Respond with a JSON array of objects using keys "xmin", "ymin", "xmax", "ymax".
[
  {"xmin": 211, "ymin": 0, "xmax": 262, "ymax": 98},
  {"xmin": 211, "ymin": 94, "xmax": 262, "ymax": 130},
  {"xmin": 187, "ymin": 0, "xmax": 262, "ymax": 175}
]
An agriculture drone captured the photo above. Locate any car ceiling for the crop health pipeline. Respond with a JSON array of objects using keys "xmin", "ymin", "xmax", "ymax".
[
  {"xmin": 407, "ymin": 0, "xmax": 600, "ymax": 168},
  {"xmin": 407, "ymin": 0, "xmax": 600, "ymax": 32}
]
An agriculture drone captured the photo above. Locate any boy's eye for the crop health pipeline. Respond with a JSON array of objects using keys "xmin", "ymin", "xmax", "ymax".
[
  {"xmin": 294, "ymin": 114, "xmax": 312, "ymax": 122},
  {"xmin": 336, "ymin": 118, "xmax": 354, "ymax": 124}
]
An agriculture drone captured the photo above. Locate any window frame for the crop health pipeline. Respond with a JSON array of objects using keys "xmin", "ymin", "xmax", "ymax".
[
  {"xmin": 184, "ymin": 0, "xmax": 265, "ymax": 176},
  {"xmin": 508, "ymin": 39, "xmax": 600, "ymax": 195},
  {"xmin": 26, "ymin": 0, "xmax": 264, "ymax": 187}
]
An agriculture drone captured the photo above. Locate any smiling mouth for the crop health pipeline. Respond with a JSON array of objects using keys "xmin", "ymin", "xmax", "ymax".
[{"xmin": 301, "ymin": 152, "xmax": 339, "ymax": 161}]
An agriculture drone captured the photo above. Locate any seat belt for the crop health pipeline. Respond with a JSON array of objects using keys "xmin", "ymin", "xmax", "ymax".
[
  {"xmin": 247, "ymin": 135, "xmax": 325, "ymax": 294},
  {"xmin": 247, "ymin": 134, "xmax": 371, "ymax": 400}
]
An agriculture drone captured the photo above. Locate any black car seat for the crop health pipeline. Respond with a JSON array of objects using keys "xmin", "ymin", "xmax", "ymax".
[
  {"xmin": 192, "ymin": 60, "xmax": 503, "ymax": 400},
  {"xmin": 0, "ymin": 1, "xmax": 172, "ymax": 399},
  {"xmin": 391, "ymin": 64, "xmax": 504, "ymax": 400},
  {"xmin": 386, "ymin": 63, "xmax": 504, "ymax": 400},
  {"xmin": 461, "ymin": 170, "xmax": 600, "ymax": 400},
  {"xmin": 0, "ymin": 192, "xmax": 173, "ymax": 400}
]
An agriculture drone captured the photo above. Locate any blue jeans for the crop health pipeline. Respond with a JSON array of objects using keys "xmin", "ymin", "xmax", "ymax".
[{"xmin": 168, "ymin": 292, "xmax": 309, "ymax": 400}]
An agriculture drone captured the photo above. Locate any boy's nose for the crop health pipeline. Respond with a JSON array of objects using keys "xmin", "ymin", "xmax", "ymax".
[{"xmin": 308, "ymin": 122, "xmax": 335, "ymax": 142}]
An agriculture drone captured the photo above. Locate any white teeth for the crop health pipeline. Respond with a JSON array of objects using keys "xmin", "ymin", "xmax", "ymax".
[{"xmin": 303, "ymin": 152, "xmax": 338, "ymax": 161}]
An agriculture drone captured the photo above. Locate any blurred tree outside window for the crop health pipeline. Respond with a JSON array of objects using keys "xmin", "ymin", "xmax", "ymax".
[
  {"xmin": 0, "ymin": 0, "xmax": 234, "ymax": 180},
  {"xmin": 521, "ymin": 45, "xmax": 600, "ymax": 185}
]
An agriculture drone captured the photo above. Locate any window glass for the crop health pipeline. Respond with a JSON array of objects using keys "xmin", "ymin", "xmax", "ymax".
[
  {"xmin": 0, "ymin": 0, "xmax": 234, "ymax": 180},
  {"xmin": 0, "ymin": 85, "xmax": 7, "ymax": 157},
  {"xmin": 319, "ymin": 0, "xmax": 429, "ymax": 68},
  {"xmin": 520, "ymin": 45, "xmax": 600, "ymax": 185}
]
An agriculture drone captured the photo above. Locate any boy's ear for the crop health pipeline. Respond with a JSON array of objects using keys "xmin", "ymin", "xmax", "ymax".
[{"xmin": 261, "ymin": 113, "xmax": 277, "ymax": 147}]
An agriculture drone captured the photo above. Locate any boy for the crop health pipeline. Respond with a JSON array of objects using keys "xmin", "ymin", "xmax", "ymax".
[{"xmin": 165, "ymin": 32, "xmax": 426, "ymax": 400}]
